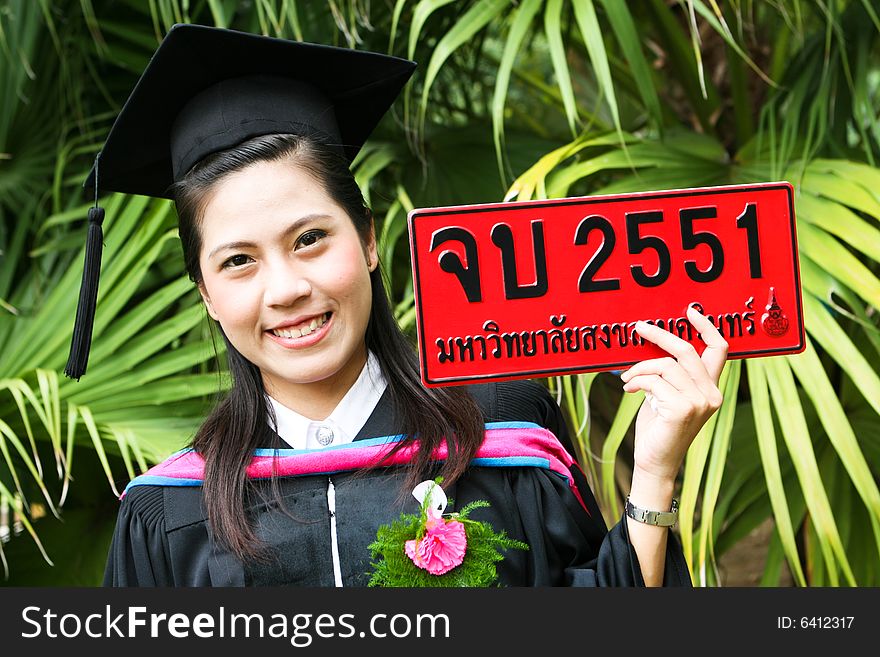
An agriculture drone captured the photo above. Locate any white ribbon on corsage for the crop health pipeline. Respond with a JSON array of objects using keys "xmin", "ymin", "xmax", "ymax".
[{"xmin": 411, "ymin": 480, "xmax": 448, "ymax": 518}]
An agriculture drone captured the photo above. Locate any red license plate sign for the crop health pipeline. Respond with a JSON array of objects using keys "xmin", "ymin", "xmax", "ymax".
[{"xmin": 408, "ymin": 182, "xmax": 805, "ymax": 387}]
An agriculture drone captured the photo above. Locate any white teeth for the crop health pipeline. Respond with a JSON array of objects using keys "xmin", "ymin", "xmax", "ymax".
[
  {"xmin": 271, "ymin": 313, "xmax": 329, "ymax": 338},
  {"xmin": 272, "ymin": 328, "xmax": 301, "ymax": 338}
]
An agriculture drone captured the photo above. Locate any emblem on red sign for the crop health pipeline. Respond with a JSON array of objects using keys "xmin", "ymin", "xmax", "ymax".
[{"xmin": 408, "ymin": 182, "xmax": 806, "ymax": 387}]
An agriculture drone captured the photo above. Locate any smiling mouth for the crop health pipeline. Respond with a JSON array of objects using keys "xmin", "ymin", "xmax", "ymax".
[{"xmin": 269, "ymin": 312, "xmax": 332, "ymax": 338}]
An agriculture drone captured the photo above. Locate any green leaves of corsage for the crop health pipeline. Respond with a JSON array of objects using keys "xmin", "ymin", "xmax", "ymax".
[{"xmin": 367, "ymin": 479, "xmax": 528, "ymax": 587}]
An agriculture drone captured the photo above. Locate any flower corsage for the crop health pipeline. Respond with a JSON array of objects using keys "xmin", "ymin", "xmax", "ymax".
[{"xmin": 368, "ymin": 479, "xmax": 528, "ymax": 587}]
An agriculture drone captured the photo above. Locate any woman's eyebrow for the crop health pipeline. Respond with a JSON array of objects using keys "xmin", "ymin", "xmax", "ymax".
[{"xmin": 207, "ymin": 214, "xmax": 333, "ymax": 259}]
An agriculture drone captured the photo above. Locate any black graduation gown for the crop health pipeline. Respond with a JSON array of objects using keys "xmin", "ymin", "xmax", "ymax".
[{"xmin": 103, "ymin": 380, "xmax": 692, "ymax": 587}]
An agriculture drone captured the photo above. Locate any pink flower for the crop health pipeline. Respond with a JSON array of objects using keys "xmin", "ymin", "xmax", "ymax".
[{"xmin": 405, "ymin": 513, "xmax": 467, "ymax": 575}]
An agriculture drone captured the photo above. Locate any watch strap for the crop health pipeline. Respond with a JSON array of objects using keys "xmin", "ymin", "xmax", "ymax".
[{"xmin": 625, "ymin": 496, "xmax": 679, "ymax": 527}]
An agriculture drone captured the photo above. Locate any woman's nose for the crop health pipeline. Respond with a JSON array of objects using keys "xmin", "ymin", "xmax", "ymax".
[{"xmin": 262, "ymin": 260, "xmax": 312, "ymax": 307}]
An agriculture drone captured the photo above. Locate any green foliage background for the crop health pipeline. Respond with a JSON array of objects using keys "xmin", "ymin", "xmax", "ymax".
[{"xmin": 1, "ymin": 0, "xmax": 878, "ymax": 586}]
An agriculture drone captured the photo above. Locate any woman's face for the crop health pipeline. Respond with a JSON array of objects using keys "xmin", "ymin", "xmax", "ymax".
[{"xmin": 196, "ymin": 158, "xmax": 377, "ymax": 413}]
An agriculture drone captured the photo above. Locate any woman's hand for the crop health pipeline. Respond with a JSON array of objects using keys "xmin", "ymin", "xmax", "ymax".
[{"xmin": 620, "ymin": 305, "xmax": 729, "ymax": 482}]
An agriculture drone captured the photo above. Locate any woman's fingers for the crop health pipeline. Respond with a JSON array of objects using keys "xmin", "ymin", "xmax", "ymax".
[
  {"xmin": 622, "ymin": 358, "xmax": 721, "ymax": 412},
  {"xmin": 622, "ymin": 354, "xmax": 723, "ymax": 409},
  {"xmin": 632, "ymin": 306, "xmax": 728, "ymax": 385},
  {"xmin": 621, "ymin": 307, "xmax": 730, "ymax": 480},
  {"xmin": 621, "ymin": 374, "xmax": 686, "ymax": 415},
  {"xmin": 631, "ymin": 319, "xmax": 704, "ymax": 378},
  {"xmin": 621, "ymin": 357, "xmax": 697, "ymax": 396},
  {"xmin": 685, "ymin": 305, "xmax": 729, "ymax": 383},
  {"xmin": 622, "ymin": 306, "xmax": 728, "ymax": 411}
]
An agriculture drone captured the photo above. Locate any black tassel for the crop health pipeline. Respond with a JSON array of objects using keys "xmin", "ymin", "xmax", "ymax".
[{"xmin": 64, "ymin": 205, "xmax": 105, "ymax": 380}]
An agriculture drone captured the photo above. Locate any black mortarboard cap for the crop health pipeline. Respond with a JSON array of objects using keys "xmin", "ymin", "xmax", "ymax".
[{"xmin": 65, "ymin": 24, "xmax": 416, "ymax": 379}]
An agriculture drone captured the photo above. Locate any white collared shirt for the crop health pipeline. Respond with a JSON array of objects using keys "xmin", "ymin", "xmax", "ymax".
[{"xmin": 267, "ymin": 351, "xmax": 388, "ymax": 449}]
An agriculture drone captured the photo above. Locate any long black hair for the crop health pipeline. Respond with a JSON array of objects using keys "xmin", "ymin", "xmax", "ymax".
[{"xmin": 171, "ymin": 134, "xmax": 484, "ymax": 562}]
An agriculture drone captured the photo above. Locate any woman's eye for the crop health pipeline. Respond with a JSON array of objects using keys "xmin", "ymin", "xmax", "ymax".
[
  {"xmin": 295, "ymin": 229, "xmax": 327, "ymax": 250},
  {"xmin": 222, "ymin": 254, "xmax": 252, "ymax": 269}
]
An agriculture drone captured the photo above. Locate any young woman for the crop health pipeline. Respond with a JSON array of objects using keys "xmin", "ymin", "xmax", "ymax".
[{"xmin": 83, "ymin": 25, "xmax": 727, "ymax": 587}]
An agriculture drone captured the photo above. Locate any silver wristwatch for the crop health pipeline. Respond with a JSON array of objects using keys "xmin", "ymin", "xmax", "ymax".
[{"xmin": 625, "ymin": 496, "xmax": 679, "ymax": 527}]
